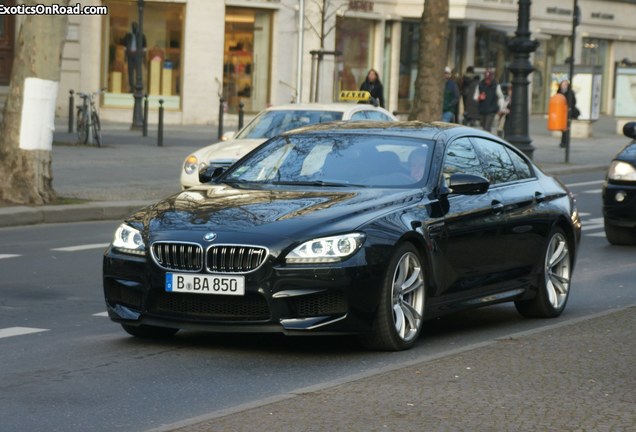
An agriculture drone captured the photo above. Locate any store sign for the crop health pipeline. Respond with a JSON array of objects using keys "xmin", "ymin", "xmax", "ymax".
[
  {"xmin": 348, "ymin": 0, "xmax": 373, "ymax": 12},
  {"xmin": 591, "ymin": 12, "xmax": 614, "ymax": 20},
  {"xmin": 546, "ymin": 7, "xmax": 572, "ymax": 16}
]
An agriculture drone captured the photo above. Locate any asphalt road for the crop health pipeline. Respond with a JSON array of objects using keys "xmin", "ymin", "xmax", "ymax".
[{"xmin": 0, "ymin": 170, "xmax": 634, "ymax": 432}]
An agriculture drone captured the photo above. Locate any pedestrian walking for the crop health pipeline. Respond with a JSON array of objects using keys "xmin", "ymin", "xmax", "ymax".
[
  {"xmin": 442, "ymin": 66, "xmax": 460, "ymax": 123},
  {"xmin": 474, "ymin": 70, "xmax": 505, "ymax": 134},
  {"xmin": 461, "ymin": 66, "xmax": 480, "ymax": 126},
  {"xmin": 496, "ymin": 83, "xmax": 511, "ymax": 137},
  {"xmin": 557, "ymin": 78, "xmax": 580, "ymax": 148},
  {"xmin": 359, "ymin": 69, "xmax": 385, "ymax": 108}
]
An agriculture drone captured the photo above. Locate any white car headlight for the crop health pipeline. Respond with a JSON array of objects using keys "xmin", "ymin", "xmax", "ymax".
[
  {"xmin": 112, "ymin": 224, "xmax": 145, "ymax": 255},
  {"xmin": 286, "ymin": 233, "xmax": 365, "ymax": 263},
  {"xmin": 183, "ymin": 155, "xmax": 199, "ymax": 175},
  {"xmin": 608, "ymin": 160, "xmax": 636, "ymax": 181}
]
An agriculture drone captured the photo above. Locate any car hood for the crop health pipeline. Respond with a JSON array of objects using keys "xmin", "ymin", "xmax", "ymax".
[
  {"xmin": 130, "ymin": 184, "xmax": 424, "ymax": 246},
  {"xmin": 199, "ymin": 139, "xmax": 266, "ymax": 162},
  {"xmin": 615, "ymin": 142, "xmax": 636, "ymax": 163}
]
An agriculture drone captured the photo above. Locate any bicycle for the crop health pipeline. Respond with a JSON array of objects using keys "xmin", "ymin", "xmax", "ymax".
[{"xmin": 76, "ymin": 89, "xmax": 104, "ymax": 147}]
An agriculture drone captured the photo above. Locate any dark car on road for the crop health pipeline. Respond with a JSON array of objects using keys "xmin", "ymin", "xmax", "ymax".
[
  {"xmin": 103, "ymin": 121, "xmax": 581, "ymax": 351},
  {"xmin": 603, "ymin": 122, "xmax": 636, "ymax": 245}
]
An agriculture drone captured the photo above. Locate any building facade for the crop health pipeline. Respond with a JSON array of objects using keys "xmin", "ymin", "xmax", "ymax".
[{"xmin": 3, "ymin": 0, "xmax": 636, "ymax": 125}]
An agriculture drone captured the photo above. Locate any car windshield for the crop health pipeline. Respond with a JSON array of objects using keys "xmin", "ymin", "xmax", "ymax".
[
  {"xmin": 224, "ymin": 134, "xmax": 433, "ymax": 188},
  {"xmin": 235, "ymin": 110, "xmax": 344, "ymax": 139}
]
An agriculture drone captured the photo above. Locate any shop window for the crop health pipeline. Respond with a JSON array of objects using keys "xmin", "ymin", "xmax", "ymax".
[
  {"xmin": 335, "ymin": 17, "xmax": 374, "ymax": 99},
  {"xmin": 101, "ymin": 0, "xmax": 184, "ymax": 110},
  {"xmin": 397, "ymin": 21, "xmax": 419, "ymax": 113},
  {"xmin": 224, "ymin": 8, "xmax": 272, "ymax": 114}
]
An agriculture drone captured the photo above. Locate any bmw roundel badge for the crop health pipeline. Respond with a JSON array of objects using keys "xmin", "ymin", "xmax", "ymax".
[{"xmin": 203, "ymin": 232, "xmax": 217, "ymax": 242}]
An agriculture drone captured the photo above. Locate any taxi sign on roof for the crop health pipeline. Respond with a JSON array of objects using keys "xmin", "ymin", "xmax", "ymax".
[{"xmin": 339, "ymin": 90, "xmax": 372, "ymax": 102}]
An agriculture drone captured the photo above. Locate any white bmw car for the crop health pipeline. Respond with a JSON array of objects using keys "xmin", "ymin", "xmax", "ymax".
[{"xmin": 180, "ymin": 102, "xmax": 397, "ymax": 189}]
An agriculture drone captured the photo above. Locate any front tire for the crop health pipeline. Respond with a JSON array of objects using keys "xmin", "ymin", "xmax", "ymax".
[
  {"xmin": 76, "ymin": 110, "xmax": 88, "ymax": 144},
  {"xmin": 604, "ymin": 220, "xmax": 636, "ymax": 245},
  {"xmin": 360, "ymin": 243, "xmax": 426, "ymax": 351},
  {"xmin": 121, "ymin": 324, "xmax": 179, "ymax": 339},
  {"xmin": 515, "ymin": 228, "xmax": 572, "ymax": 318},
  {"xmin": 92, "ymin": 112, "xmax": 102, "ymax": 147}
]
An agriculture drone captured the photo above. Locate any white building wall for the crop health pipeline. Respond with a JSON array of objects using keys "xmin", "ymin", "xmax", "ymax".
[
  {"xmin": 50, "ymin": 0, "xmax": 636, "ymax": 124},
  {"xmin": 181, "ymin": 0, "xmax": 225, "ymax": 124}
]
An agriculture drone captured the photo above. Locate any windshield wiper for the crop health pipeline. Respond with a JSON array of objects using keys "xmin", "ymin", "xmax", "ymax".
[{"xmin": 270, "ymin": 180, "xmax": 365, "ymax": 187}]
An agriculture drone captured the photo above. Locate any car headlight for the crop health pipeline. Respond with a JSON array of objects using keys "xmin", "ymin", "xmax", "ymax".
[
  {"xmin": 183, "ymin": 155, "xmax": 199, "ymax": 175},
  {"xmin": 112, "ymin": 224, "xmax": 145, "ymax": 255},
  {"xmin": 285, "ymin": 233, "xmax": 365, "ymax": 263},
  {"xmin": 608, "ymin": 160, "xmax": 636, "ymax": 181}
]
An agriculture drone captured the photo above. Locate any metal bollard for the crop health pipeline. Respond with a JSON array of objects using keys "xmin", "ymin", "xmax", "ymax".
[
  {"xmin": 238, "ymin": 101, "xmax": 245, "ymax": 130},
  {"xmin": 218, "ymin": 97, "xmax": 224, "ymax": 140},
  {"xmin": 143, "ymin": 94, "xmax": 149, "ymax": 137},
  {"xmin": 158, "ymin": 99, "xmax": 164, "ymax": 147},
  {"xmin": 68, "ymin": 90, "xmax": 74, "ymax": 133}
]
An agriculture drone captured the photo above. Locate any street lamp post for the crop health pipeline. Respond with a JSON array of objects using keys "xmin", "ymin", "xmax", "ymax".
[
  {"xmin": 131, "ymin": 0, "xmax": 145, "ymax": 130},
  {"xmin": 506, "ymin": 0, "xmax": 539, "ymax": 159}
]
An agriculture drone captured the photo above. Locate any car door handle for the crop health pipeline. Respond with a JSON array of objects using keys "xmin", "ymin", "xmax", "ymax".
[
  {"xmin": 534, "ymin": 191, "xmax": 545, "ymax": 203},
  {"xmin": 491, "ymin": 201, "xmax": 504, "ymax": 215}
]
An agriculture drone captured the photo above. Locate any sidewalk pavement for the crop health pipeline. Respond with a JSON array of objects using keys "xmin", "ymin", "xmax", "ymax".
[
  {"xmin": 154, "ymin": 306, "xmax": 636, "ymax": 432},
  {"xmin": 0, "ymin": 114, "xmax": 628, "ymax": 229}
]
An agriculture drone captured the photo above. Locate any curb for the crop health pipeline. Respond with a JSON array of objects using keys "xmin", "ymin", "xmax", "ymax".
[{"xmin": 0, "ymin": 201, "xmax": 152, "ymax": 228}]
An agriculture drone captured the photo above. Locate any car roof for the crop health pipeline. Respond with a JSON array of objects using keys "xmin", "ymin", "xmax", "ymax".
[
  {"xmin": 283, "ymin": 120, "xmax": 491, "ymax": 141},
  {"xmin": 263, "ymin": 103, "xmax": 394, "ymax": 116}
]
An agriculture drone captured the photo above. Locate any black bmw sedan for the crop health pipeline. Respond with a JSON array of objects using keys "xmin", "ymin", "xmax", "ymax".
[
  {"xmin": 603, "ymin": 122, "xmax": 636, "ymax": 245},
  {"xmin": 103, "ymin": 121, "xmax": 581, "ymax": 351}
]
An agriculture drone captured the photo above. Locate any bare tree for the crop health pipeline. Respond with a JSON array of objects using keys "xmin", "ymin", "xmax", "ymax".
[
  {"xmin": 305, "ymin": 0, "xmax": 347, "ymax": 101},
  {"xmin": 0, "ymin": 1, "xmax": 69, "ymax": 205},
  {"xmin": 408, "ymin": 0, "xmax": 450, "ymax": 121}
]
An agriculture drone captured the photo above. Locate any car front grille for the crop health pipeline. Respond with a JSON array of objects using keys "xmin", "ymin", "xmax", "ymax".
[
  {"xmin": 151, "ymin": 291, "xmax": 270, "ymax": 321},
  {"xmin": 151, "ymin": 242, "xmax": 268, "ymax": 274},
  {"xmin": 206, "ymin": 246, "xmax": 268, "ymax": 273},
  {"xmin": 152, "ymin": 242, "xmax": 203, "ymax": 272},
  {"xmin": 104, "ymin": 281, "xmax": 143, "ymax": 310},
  {"xmin": 287, "ymin": 292, "xmax": 348, "ymax": 318}
]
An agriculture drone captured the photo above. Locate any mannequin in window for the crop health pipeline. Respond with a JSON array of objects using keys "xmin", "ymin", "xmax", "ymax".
[{"xmin": 123, "ymin": 22, "xmax": 147, "ymax": 93}]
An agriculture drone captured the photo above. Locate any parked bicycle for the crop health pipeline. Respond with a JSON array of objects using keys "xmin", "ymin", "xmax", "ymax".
[{"xmin": 76, "ymin": 89, "xmax": 104, "ymax": 146}]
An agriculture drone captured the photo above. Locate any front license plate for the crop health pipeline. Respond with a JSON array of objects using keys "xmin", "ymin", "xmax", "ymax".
[{"xmin": 166, "ymin": 273, "xmax": 245, "ymax": 296}]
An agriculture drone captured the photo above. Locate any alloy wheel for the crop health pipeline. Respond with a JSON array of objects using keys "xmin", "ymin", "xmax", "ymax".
[{"xmin": 390, "ymin": 251, "xmax": 425, "ymax": 342}]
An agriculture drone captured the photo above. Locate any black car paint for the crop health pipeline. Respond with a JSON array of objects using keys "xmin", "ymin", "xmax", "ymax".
[
  {"xmin": 603, "ymin": 141, "xmax": 636, "ymax": 227},
  {"xmin": 104, "ymin": 122, "xmax": 580, "ymax": 337}
]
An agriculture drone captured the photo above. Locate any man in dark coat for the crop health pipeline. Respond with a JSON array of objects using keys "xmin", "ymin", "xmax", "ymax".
[
  {"xmin": 123, "ymin": 22, "xmax": 147, "ymax": 93},
  {"xmin": 474, "ymin": 70, "xmax": 505, "ymax": 133}
]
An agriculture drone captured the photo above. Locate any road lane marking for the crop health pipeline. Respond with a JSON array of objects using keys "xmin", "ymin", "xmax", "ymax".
[
  {"xmin": 0, "ymin": 254, "xmax": 21, "ymax": 260},
  {"xmin": 587, "ymin": 232, "xmax": 606, "ymax": 237},
  {"xmin": 582, "ymin": 189, "xmax": 602, "ymax": 194},
  {"xmin": 93, "ymin": 312, "xmax": 109, "ymax": 317},
  {"xmin": 567, "ymin": 180, "xmax": 604, "ymax": 188},
  {"xmin": 0, "ymin": 327, "xmax": 49, "ymax": 340},
  {"xmin": 581, "ymin": 217, "xmax": 604, "ymax": 232},
  {"xmin": 51, "ymin": 243, "xmax": 109, "ymax": 252}
]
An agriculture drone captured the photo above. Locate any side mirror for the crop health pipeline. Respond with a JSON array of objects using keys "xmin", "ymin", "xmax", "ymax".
[
  {"xmin": 448, "ymin": 173, "xmax": 490, "ymax": 195},
  {"xmin": 623, "ymin": 122, "xmax": 636, "ymax": 140},
  {"xmin": 221, "ymin": 131, "xmax": 236, "ymax": 141},
  {"xmin": 198, "ymin": 165, "xmax": 226, "ymax": 184}
]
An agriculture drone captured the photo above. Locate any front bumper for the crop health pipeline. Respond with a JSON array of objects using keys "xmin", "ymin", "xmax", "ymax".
[
  {"xmin": 602, "ymin": 182, "xmax": 636, "ymax": 227},
  {"xmin": 103, "ymin": 247, "xmax": 386, "ymax": 336}
]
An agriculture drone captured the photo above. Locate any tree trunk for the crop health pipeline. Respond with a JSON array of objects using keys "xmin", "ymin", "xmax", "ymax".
[
  {"xmin": 0, "ymin": 1, "xmax": 69, "ymax": 205},
  {"xmin": 408, "ymin": 0, "xmax": 450, "ymax": 122}
]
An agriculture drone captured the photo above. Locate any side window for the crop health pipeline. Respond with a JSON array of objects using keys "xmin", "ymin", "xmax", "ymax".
[
  {"xmin": 506, "ymin": 148, "xmax": 534, "ymax": 180},
  {"xmin": 471, "ymin": 137, "xmax": 518, "ymax": 185},
  {"xmin": 366, "ymin": 110, "xmax": 392, "ymax": 121},
  {"xmin": 442, "ymin": 138, "xmax": 487, "ymax": 182},
  {"xmin": 350, "ymin": 111, "xmax": 369, "ymax": 121}
]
